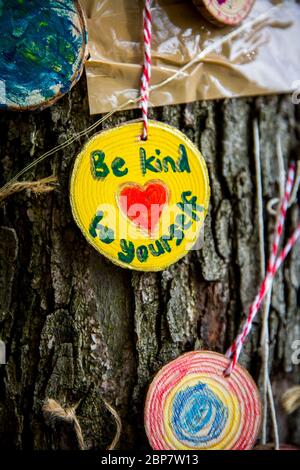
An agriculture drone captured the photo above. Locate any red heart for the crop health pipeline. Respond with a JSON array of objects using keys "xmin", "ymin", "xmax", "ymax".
[{"xmin": 118, "ymin": 181, "xmax": 168, "ymax": 234}]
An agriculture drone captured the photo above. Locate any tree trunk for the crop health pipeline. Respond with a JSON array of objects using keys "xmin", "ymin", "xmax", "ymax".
[{"xmin": 0, "ymin": 78, "xmax": 299, "ymax": 450}]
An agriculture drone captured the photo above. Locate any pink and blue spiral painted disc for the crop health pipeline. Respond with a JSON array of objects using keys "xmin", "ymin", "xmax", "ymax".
[
  {"xmin": 144, "ymin": 351, "xmax": 262, "ymax": 450},
  {"xmin": 0, "ymin": 0, "xmax": 88, "ymax": 111}
]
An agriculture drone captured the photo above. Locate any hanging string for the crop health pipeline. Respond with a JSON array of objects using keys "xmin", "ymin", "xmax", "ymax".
[
  {"xmin": 0, "ymin": 2, "xmax": 283, "ymax": 198},
  {"xmin": 253, "ymin": 119, "xmax": 266, "ymax": 276},
  {"xmin": 225, "ymin": 220, "xmax": 300, "ymax": 376},
  {"xmin": 43, "ymin": 397, "xmax": 122, "ymax": 450},
  {"xmin": 225, "ymin": 162, "xmax": 299, "ymax": 376},
  {"xmin": 0, "ymin": 98, "xmax": 139, "ymax": 196},
  {"xmin": 282, "ymin": 386, "xmax": 300, "ymax": 414},
  {"xmin": 253, "ymin": 119, "xmax": 270, "ymax": 444},
  {"xmin": 267, "ymin": 136, "xmax": 286, "ymax": 216},
  {"xmin": 263, "ymin": 130, "xmax": 288, "ymax": 450},
  {"xmin": 253, "ymin": 119, "xmax": 279, "ymax": 448},
  {"xmin": 43, "ymin": 398, "xmax": 85, "ymax": 450},
  {"xmin": 267, "ymin": 379, "xmax": 279, "ymax": 449},
  {"xmin": 149, "ymin": 3, "xmax": 281, "ymax": 94},
  {"xmin": 103, "ymin": 399, "xmax": 122, "ymax": 451},
  {"xmin": 140, "ymin": 0, "xmax": 152, "ymax": 141}
]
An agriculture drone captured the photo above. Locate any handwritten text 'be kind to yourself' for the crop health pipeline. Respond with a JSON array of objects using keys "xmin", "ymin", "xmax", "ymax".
[{"xmin": 88, "ymin": 144, "xmax": 205, "ymax": 266}]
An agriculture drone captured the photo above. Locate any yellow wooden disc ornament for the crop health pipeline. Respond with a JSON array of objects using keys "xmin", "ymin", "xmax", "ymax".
[{"xmin": 70, "ymin": 120, "xmax": 210, "ymax": 271}]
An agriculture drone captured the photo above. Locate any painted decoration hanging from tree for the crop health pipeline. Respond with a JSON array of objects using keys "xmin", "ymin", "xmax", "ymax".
[
  {"xmin": 70, "ymin": 120, "xmax": 210, "ymax": 271},
  {"xmin": 70, "ymin": 0, "xmax": 210, "ymax": 271},
  {"xmin": 0, "ymin": 0, "xmax": 88, "ymax": 111}
]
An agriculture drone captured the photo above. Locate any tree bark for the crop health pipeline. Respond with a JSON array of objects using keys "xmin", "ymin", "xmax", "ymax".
[{"xmin": 0, "ymin": 78, "xmax": 299, "ymax": 450}]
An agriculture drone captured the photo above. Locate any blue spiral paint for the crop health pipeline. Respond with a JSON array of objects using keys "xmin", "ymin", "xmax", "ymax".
[
  {"xmin": 171, "ymin": 382, "xmax": 228, "ymax": 446},
  {"xmin": 0, "ymin": 0, "xmax": 86, "ymax": 109}
]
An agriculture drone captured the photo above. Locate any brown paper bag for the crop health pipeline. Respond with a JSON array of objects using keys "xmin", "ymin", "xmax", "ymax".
[{"xmin": 81, "ymin": 0, "xmax": 300, "ymax": 115}]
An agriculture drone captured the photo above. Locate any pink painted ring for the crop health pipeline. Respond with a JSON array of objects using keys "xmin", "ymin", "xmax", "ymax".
[
  {"xmin": 144, "ymin": 351, "xmax": 261, "ymax": 450},
  {"xmin": 193, "ymin": 0, "xmax": 255, "ymax": 27}
]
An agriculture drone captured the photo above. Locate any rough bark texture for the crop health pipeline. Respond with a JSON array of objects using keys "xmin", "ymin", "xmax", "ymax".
[{"xmin": 0, "ymin": 78, "xmax": 299, "ymax": 450}]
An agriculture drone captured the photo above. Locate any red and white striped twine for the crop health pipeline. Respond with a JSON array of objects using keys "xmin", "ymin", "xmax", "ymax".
[
  {"xmin": 225, "ymin": 162, "xmax": 299, "ymax": 376},
  {"xmin": 140, "ymin": 0, "xmax": 152, "ymax": 141}
]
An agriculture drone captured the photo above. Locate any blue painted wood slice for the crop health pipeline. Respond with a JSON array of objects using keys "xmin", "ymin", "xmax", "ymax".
[{"xmin": 0, "ymin": 0, "xmax": 88, "ymax": 111}]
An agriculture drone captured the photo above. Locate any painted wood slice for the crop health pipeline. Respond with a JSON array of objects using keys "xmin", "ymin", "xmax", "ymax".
[
  {"xmin": 145, "ymin": 351, "xmax": 262, "ymax": 450},
  {"xmin": 70, "ymin": 120, "xmax": 210, "ymax": 272},
  {"xmin": 193, "ymin": 0, "xmax": 255, "ymax": 26},
  {"xmin": 0, "ymin": 0, "xmax": 88, "ymax": 111}
]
